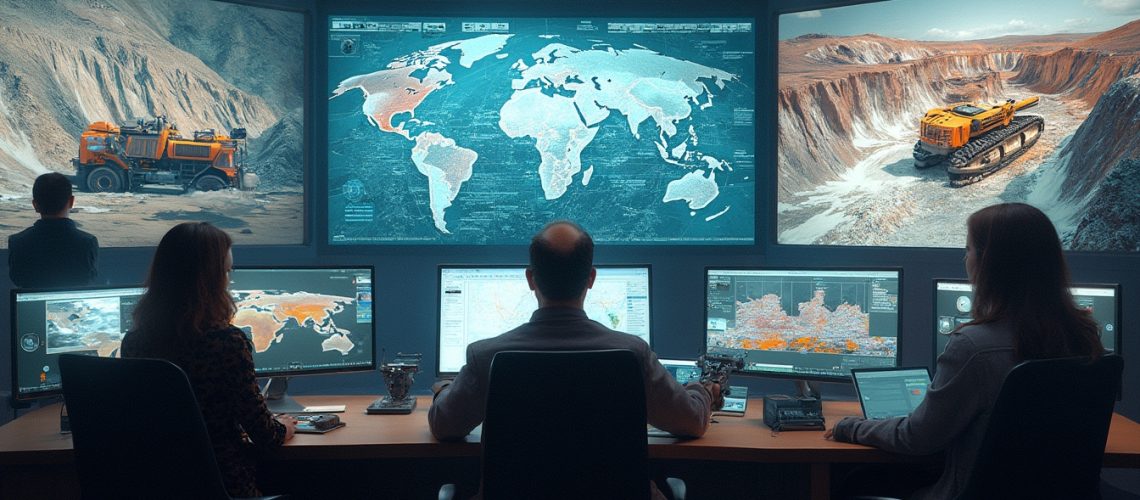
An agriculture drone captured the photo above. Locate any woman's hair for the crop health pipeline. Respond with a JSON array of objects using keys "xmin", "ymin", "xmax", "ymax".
[
  {"xmin": 964, "ymin": 203, "xmax": 1102, "ymax": 360},
  {"xmin": 131, "ymin": 222, "xmax": 236, "ymax": 351}
]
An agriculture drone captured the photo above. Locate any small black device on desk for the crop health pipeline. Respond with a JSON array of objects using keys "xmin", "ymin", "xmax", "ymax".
[
  {"xmin": 294, "ymin": 414, "xmax": 345, "ymax": 434},
  {"xmin": 762, "ymin": 394, "xmax": 825, "ymax": 431}
]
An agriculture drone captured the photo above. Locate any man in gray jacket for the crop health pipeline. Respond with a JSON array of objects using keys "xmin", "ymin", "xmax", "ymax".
[{"xmin": 428, "ymin": 220, "xmax": 720, "ymax": 441}]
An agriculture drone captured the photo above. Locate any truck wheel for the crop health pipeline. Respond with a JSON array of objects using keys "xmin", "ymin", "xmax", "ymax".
[
  {"xmin": 192, "ymin": 174, "xmax": 227, "ymax": 192},
  {"xmin": 86, "ymin": 166, "xmax": 123, "ymax": 193}
]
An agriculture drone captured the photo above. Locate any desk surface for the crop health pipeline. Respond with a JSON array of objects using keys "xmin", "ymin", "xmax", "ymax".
[{"xmin": 4, "ymin": 396, "xmax": 1140, "ymax": 467}]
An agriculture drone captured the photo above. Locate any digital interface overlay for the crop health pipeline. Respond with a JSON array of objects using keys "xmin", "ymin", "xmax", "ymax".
[
  {"xmin": 933, "ymin": 280, "xmax": 1119, "ymax": 357},
  {"xmin": 706, "ymin": 268, "xmax": 901, "ymax": 380},
  {"xmin": 328, "ymin": 17, "xmax": 755, "ymax": 245},
  {"xmin": 12, "ymin": 286, "xmax": 144, "ymax": 399},
  {"xmin": 437, "ymin": 266, "xmax": 651, "ymax": 373},
  {"xmin": 230, "ymin": 267, "xmax": 375, "ymax": 376}
]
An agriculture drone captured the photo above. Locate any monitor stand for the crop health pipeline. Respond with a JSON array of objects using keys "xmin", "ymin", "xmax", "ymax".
[
  {"xmin": 261, "ymin": 377, "xmax": 345, "ymax": 414},
  {"xmin": 794, "ymin": 380, "xmax": 821, "ymax": 399}
]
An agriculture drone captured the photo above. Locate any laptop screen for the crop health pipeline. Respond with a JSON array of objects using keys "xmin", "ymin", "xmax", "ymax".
[
  {"xmin": 852, "ymin": 367, "xmax": 931, "ymax": 420},
  {"xmin": 659, "ymin": 359, "xmax": 702, "ymax": 385}
]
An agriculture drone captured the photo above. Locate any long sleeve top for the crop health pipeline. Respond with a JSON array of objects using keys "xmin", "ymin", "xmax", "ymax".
[
  {"xmin": 122, "ymin": 326, "xmax": 285, "ymax": 497},
  {"xmin": 428, "ymin": 306, "xmax": 714, "ymax": 440},
  {"xmin": 832, "ymin": 320, "xmax": 1017, "ymax": 500}
]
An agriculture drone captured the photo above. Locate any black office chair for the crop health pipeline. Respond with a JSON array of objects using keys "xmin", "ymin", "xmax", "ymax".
[
  {"xmin": 59, "ymin": 354, "xmax": 283, "ymax": 500},
  {"xmin": 440, "ymin": 349, "xmax": 685, "ymax": 500},
  {"xmin": 851, "ymin": 354, "xmax": 1123, "ymax": 500},
  {"xmin": 953, "ymin": 354, "xmax": 1123, "ymax": 500}
]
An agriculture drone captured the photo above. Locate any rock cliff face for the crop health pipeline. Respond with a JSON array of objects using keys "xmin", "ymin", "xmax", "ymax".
[
  {"xmin": 0, "ymin": 0, "xmax": 303, "ymax": 194},
  {"xmin": 248, "ymin": 109, "xmax": 303, "ymax": 190},
  {"xmin": 778, "ymin": 53, "xmax": 1012, "ymax": 195},
  {"xmin": 1056, "ymin": 74, "xmax": 1140, "ymax": 204},
  {"xmin": 1070, "ymin": 158, "xmax": 1140, "ymax": 252},
  {"xmin": 1012, "ymin": 48, "xmax": 1140, "ymax": 106}
]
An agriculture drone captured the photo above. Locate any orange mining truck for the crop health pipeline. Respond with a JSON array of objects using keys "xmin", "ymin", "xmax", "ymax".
[
  {"xmin": 913, "ymin": 97, "xmax": 1043, "ymax": 186},
  {"xmin": 73, "ymin": 116, "xmax": 257, "ymax": 193}
]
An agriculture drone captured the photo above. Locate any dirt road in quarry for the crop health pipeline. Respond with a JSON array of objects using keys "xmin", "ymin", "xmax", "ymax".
[
  {"xmin": 777, "ymin": 84, "xmax": 1089, "ymax": 248},
  {"xmin": 0, "ymin": 187, "xmax": 303, "ymax": 248}
]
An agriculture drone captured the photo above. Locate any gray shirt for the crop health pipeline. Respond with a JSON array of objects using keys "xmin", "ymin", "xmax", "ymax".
[
  {"xmin": 833, "ymin": 320, "xmax": 1017, "ymax": 500},
  {"xmin": 428, "ymin": 306, "xmax": 713, "ymax": 441}
]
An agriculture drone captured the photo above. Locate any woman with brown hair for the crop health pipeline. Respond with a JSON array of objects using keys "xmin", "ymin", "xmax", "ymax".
[
  {"xmin": 826, "ymin": 202, "xmax": 1103, "ymax": 499},
  {"xmin": 122, "ymin": 222, "xmax": 296, "ymax": 497}
]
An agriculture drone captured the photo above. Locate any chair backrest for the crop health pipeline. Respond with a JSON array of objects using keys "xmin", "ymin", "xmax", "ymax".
[
  {"xmin": 59, "ymin": 354, "xmax": 232, "ymax": 499},
  {"xmin": 481, "ymin": 349, "xmax": 649, "ymax": 500},
  {"xmin": 956, "ymin": 354, "xmax": 1123, "ymax": 500}
]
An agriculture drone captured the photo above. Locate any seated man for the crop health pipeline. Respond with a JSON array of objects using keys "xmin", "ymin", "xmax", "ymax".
[
  {"xmin": 8, "ymin": 172, "xmax": 99, "ymax": 288},
  {"xmin": 429, "ymin": 220, "xmax": 720, "ymax": 440}
]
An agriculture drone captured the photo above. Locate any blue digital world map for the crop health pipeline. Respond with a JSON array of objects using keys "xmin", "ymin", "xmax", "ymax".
[{"xmin": 327, "ymin": 17, "xmax": 755, "ymax": 245}]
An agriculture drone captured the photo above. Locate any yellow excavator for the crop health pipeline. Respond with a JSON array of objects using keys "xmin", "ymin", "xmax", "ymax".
[{"xmin": 913, "ymin": 97, "xmax": 1044, "ymax": 186}]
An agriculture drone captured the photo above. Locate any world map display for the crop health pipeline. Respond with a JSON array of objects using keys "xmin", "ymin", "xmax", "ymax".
[
  {"xmin": 327, "ymin": 17, "xmax": 755, "ymax": 245},
  {"xmin": 232, "ymin": 289, "xmax": 371, "ymax": 373}
]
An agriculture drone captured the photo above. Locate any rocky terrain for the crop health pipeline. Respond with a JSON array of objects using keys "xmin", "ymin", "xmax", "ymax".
[
  {"xmin": 1029, "ymin": 73, "xmax": 1140, "ymax": 250},
  {"xmin": 777, "ymin": 19, "xmax": 1140, "ymax": 249},
  {"xmin": 0, "ymin": 0, "xmax": 304, "ymax": 246}
]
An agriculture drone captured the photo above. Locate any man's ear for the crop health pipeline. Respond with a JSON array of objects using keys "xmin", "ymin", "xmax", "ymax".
[
  {"xmin": 67, "ymin": 195, "xmax": 76, "ymax": 210},
  {"xmin": 32, "ymin": 200, "xmax": 41, "ymax": 214},
  {"xmin": 525, "ymin": 267, "xmax": 537, "ymax": 291},
  {"xmin": 586, "ymin": 267, "xmax": 597, "ymax": 290}
]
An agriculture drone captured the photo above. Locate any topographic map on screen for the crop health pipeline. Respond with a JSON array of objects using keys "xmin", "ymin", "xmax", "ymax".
[{"xmin": 327, "ymin": 17, "xmax": 755, "ymax": 245}]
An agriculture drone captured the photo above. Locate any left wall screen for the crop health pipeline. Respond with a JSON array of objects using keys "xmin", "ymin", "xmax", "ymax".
[{"xmin": 0, "ymin": 0, "xmax": 304, "ymax": 247}]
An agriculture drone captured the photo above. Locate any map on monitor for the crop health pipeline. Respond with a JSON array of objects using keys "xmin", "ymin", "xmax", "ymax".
[
  {"xmin": 437, "ymin": 265, "xmax": 651, "ymax": 374},
  {"xmin": 705, "ymin": 268, "xmax": 901, "ymax": 381},
  {"xmin": 327, "ymin": 17, "xmax": 755, "ymax": 245},
  {"xmin": 12, "ymin": 286, "xmax": 145, "ymax": 399},
  {"xmin": 229, "ymin": 267, "xmax": 375, "ymax": 376}
]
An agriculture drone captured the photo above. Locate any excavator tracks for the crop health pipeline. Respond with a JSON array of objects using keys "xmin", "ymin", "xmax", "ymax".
[{"xmin": 947, "ymin": 115, "xmax": 1044, "ymax": 187}]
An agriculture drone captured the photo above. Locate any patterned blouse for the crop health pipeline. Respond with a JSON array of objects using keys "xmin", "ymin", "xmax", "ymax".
[{"xmin": 122, "ymin": 325, "xmax": 286, "ymax": 497}]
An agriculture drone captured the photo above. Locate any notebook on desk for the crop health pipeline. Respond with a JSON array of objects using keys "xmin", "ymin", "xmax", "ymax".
[{"xmin": 851, "ymin": 367, "xmax": 932, "ymax": 420}]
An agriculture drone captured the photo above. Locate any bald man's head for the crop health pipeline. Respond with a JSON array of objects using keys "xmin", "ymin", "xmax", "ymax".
[{"xmin": 529, "ymin": 221, "xmax": 594, "ymax": 301}]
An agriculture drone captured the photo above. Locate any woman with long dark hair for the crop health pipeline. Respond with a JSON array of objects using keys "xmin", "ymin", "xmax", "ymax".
[
  {"xmin": 122, "ymin": 222, "xmax": 296, "ymax": 497},
  {"xmin": 826, "ymin": 203, "xmax": 1103, "ymax": 499}
]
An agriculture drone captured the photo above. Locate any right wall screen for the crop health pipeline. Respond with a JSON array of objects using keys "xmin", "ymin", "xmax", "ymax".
[{"xmin": 777, "ymin": 0, "xmax": 1140, "ymax": 251}]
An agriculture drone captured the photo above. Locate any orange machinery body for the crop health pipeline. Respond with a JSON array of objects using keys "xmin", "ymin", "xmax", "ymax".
[
  {"xmin": 74, "ymin": 118, "xmax": 245, "ymax": 192},
  {"xmin": 917, "ymin": 97, "xmax": 1039, "ymax": 154}
]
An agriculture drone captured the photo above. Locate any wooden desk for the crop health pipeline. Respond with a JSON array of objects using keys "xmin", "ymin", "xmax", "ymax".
[{"xmin": 4, "ymin": 395, "xmax": 1140, "ymax": 499}]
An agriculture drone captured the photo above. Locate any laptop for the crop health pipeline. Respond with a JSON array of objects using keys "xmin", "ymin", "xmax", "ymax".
[
  {"xmin": 649, "ymin": 359, "xmax": 749, "ymax": 437},
  {"xmin": 851, "ymin": 367, "xmax": 932, "ymax": 420}
]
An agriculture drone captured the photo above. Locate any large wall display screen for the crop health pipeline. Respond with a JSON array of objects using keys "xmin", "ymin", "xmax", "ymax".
[
  {"xmin": 0, "ymin": 0, "xmax": 305, "ymax": 247},
  {"xmin": 777, "ymin": 1, "xmax": 1140, "ymax": 251},
  {"xmin": 328, "ymin": 17, "xmax": 755, "ymax": 245}
]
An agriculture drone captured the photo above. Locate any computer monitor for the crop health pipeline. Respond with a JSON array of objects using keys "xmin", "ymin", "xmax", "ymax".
[
  {"xmin": 11, "ymin": 285, "xmax": 145, "ymax": 400},
  {"xmin": 229, "ymin": 266, "xmax": 376, "ymax": 412},
  {"xmin": 437, "ymin": 265, "xmax": 652, "ymax": 375},
  {"xmin": 933, "ymin": 279, "xmax": 1120, "ymax": 360},
  {"xmin": 705, "ymin": 267, "xmax": 902, "ymax": 384}
]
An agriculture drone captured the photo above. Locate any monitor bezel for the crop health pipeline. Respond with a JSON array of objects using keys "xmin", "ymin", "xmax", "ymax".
[
  {"xmin": 930, "ymin": 278, "xmax": 1123, "ymax": 365},
  {"xmin": 10, "ymin": 284, "xmax": 147, "ymax": 401},
  {"xmin": 703, "ymin": 265, "xmax": 904, "ymax": 383},
  {"xmin": 434, "ymin": 263, "xmax": 653, "ymax": 377},
  {"xmin": 229, "ymin": 265, "xmax": 378, "ymax": 378}
]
